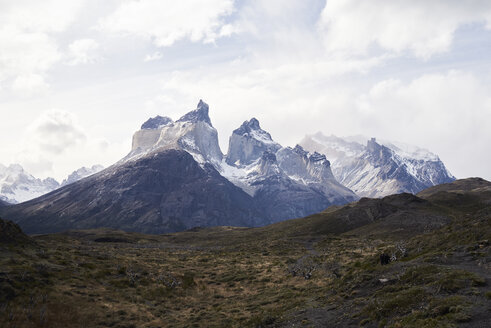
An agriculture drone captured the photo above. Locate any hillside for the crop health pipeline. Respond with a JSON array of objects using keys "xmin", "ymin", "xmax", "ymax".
[
  {"xmin": 0, "ymin": 217, "xmax": 30, "ymax": 244},
  {"xmin": 0, "ymin": 150, "xmax": 261, "ymax": 234},
  {"xmin": 0, "ymin": 178, "xmax": 489, "ymax": 327}
]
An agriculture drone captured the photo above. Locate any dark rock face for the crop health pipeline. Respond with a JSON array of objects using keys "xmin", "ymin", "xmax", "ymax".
[
  {"xmin": 252, "ymin": 174, "xmax": 330, "ymax": 223},
  {"xmin": 0, "ymin": 200, "xmax": 9, "ymax": 207},
  {"xmin": 141, "ymin": 115, "xmax": 173, "ymax": 129},
  {"xmin": 176, "ymin": 100, "xmax": 212, "ymax": 126},
  {"xmin": 0, "ymin": 150, "xmax": 263, "ymax": 234}
]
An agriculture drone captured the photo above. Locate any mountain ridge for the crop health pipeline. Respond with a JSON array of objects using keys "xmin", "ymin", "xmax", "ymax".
[
  {"xmin": 300, "ymin": 132, "xmax": 455, "ymax": 197},
  {"xmin": 0, "ymin": 100, "xmax": 457, "ymax": 234}
]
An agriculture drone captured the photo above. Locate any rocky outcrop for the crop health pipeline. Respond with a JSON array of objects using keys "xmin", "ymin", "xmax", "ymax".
[
  {"xmin": 226, "ymin": 118, "xmax": 281, "ymax": 166},
  {"xmin": 141, "ymin": 115, "xmax": 173, "ymax": 130}
]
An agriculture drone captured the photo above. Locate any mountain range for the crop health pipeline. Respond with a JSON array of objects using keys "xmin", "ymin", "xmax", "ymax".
[
  {"xmin": 300, "ymin": 133, "xmax": 455, "ymax": 197},
  {"xmin": 0, "ymin": 163, "xmax": 103, "ymax": 204},
  {"xmin": 0, "ymin": 100, "xmax": 455, "ymax": 234}
]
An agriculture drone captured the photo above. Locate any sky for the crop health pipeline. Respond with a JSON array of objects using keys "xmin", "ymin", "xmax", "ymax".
[{"xmin": 0, "ymin": 0, "xmax": 490, "ymax": 181}]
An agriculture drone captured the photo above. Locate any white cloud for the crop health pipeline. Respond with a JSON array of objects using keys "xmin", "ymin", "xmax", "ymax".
[
  {"xmin": 13, "ymin": 109, "xmax": 127, "ymax": 180},
  {"xmin": 0, "ymin": 0, "xmax": 83, "ymax": 92},
  {"xmin": 26, "ymin": 109, "xmax": 87, "ymax": 155},
  {"xmin": 318, "ymin": 0, "xmax": 491, "ymax": 58},
  {"xmin": 100, "ymin": 0, "xmax": 235, "ymax": 47},
  {"xmin": 144, "ymin": 51, "xmax": 163, "ymax": 62},
  {"xmin": 11, "ymin": 74, "xmax": 49, "ymax": 96},
  {"xmin": 66, "ymin": 38, "xmax": 100, "ymax": 65},
  {"xmin": 149, "ymin": 53, "xmax": 383, "ymax": 149}
]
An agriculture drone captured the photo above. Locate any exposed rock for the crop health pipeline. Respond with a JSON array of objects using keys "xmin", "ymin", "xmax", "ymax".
[
  {"xmin": 226, "ymin": 118, "xmax": 281, "ymax": 166},
  {"xmin": 141, "ymin": 115, "xmax": 173, "ymax": 130},
  {"xmin": 129, "ymin": 100, "xmax": 223, "ymax": 166},
  {"xmin": 176, "ymin": 99, "xmax": 212, "ymax": 125}
]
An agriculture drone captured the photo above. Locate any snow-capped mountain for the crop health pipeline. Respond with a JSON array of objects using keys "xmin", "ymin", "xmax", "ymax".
[
  {"xmin": 0, "ymin": 163, "xmax": 105, "ymax": 204},
  {"xmin": 0, "ymin": 101, "xmax": 263, "ymax": 233},
  {"xmin": 1, "ymin": 100, "xmax": 358, "ymax": 234},
  {"xmin": 128, "ymin": 99, "xmax": 223, "ymax": 167},
  {"xmin": 1, "ymin": 100, "xmax": 457, "ymax": 234},
  {"xmin": 129, "ymin": 103, "xmax": 358, "ymax": 223},
  {"xmin": 0, "ymin": 164, "xmax": 60, "ymax": 204},
  {"xmin": 61, "ymin": 165, "xmax": 104, "ymax": 187},
  {"xmin": 299, "ymin": 132, "xmax": 455, "ymax": 197},
  {"xmin": 222, "ymin": 118, "xmax": 358, "ymax": 221}
]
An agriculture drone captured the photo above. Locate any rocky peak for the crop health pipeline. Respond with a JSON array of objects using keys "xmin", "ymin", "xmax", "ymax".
[
  {"xmin": 232, "ymin": 118, "xmax": 277, "ymax": 146},
  {"xmin": 309, "ymin": 152, "xmax": 330, "ymax": 166},
  {"xmin": 293, "ymin": 145, "xmax": 308, "ymax": 158},
  {"xmin": 61, "ymin": 165, "xmax": 104, "ymax": 187},
  {"xmin": 177, "ymin": 99, "xmax": 212, "ymax": 126},
  {"xmin": 234, "ymin": 118, "xmax": 262, "ymax": 135},
  {"xmin": 367, "ymin": 137, "xmax": 381, "ymax": 153},
  {"xmin": 141, "ymin": 115, "xmax": 173, "ymax": 130},
  {"xmin": 226, "ymin": 118, "xmax": 281, "ymax": 166}
]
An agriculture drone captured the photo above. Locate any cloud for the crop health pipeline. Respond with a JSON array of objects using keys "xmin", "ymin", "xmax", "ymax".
[
  {"xmin": 13, "ymin": 109, "xmax": 128, "ymax": 180},
  {"xmin": 149, "ymin": 52, "xmax": 383, "ymax": 148},
  {"xmin": 144, "ymin": 52, "xmax": 163, "ymax": 62},
  {"xmin": 0, "ymin": 0, "xmax": 83, "ymax": 92},
  {"xmin": 100, "ymin": 0, "xmax": 235, "ymax": 47},
  {"xmin": 318, "ymin": 0, "xmax": 491, "ymax": 58},
  {"xmin": 66, "ymin": 38, "xmax": 100, "ymax": 65},
  {"xmin": 354, "ymin": 71, "xmax": 491, "ymax": 179},
  {"xmin": 26, "ymin": 109, "xmax": 87, "ymax": 155},
  {"xmin": 11, "ymin": 74, "xmax": 49, "ymax": 96},
  {"xmin": 149, "ymin": 65, "xmax": 491, "ymax": 181}
]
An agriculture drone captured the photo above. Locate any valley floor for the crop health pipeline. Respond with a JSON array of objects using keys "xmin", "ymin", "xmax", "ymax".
[{"xmin": 0, "ymin": 212, "xmax": 489, "ymax": 328}]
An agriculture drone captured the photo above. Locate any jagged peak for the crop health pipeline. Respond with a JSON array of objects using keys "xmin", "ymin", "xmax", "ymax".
[
  {"xmin": 141, "ymin": 115, "xmax": 173, "ymax": 130},
  {"xmin": 367, "ymin": 137, "xmax": 382, "ymax": 153},
  {"xmin": 234, "ymin": 117, "xmax": 263, "ymax": 134},
  {"xmin": 177, "ymin": 99, "xmax": 212, "ymax": 126},
  {"xmin": 309, "ymin": 152, "xmax": 330, "ymax": 166},
  {"xmin": 246, "ymin": 117, "xmax": 260, "ymax": 130},
  {"xmin": 232, "ymin": 118, "xmax": 278, "ymax": 147},
  {"xmin": 293, "ymin": 145, "xmax": 308, "ymax": 157}
]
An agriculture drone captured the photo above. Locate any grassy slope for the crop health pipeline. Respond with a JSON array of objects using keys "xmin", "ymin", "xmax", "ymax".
[{"xmin": 0, "ymin": 178, "xmax": 490, "ymax": 327}]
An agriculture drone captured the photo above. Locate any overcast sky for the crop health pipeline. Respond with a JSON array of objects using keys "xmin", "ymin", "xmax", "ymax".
[{"xmin": 1, "ymin": 0, "xmax": 490, "ymax": 181}]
